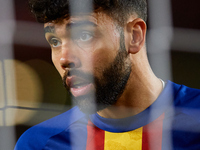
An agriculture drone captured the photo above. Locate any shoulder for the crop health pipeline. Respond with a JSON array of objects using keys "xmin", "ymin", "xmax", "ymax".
[
  {"xmin": 14, "ymin": 106, "xmax": 85, "ymax": 150},
  {"xmin": 169, "ymin": 81, "xmax": 200, "ymax": 126},
  {"xmin": 171, "ymin": 81, "xmax": 200, "ymax": 108},
  {"xmin": 166, "ymin": 82, "xmax": 200, "ymax": 145}
]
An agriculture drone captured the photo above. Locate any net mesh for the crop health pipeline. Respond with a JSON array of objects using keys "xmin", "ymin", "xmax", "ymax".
[{"xmin": 0, "ymin": 0, "xmax": 200, "ymax": 149}]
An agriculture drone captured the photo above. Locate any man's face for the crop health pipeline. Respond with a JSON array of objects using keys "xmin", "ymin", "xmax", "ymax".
[{"xmin": 44, "ymin": 12, "xmax": 131, "ymax": 114}]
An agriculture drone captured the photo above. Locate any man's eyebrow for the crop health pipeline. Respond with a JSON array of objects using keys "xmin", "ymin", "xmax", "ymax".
[
  {"xmin": 44, "ymin": 26, "xmax": 55, "ymax": 34},
  {"xmin": 66, "ymin": 20, "xmax": 97, "ymax": 29},
  {"xmin": 44, "ymin": 21, "xmax": 96, "ymax": 34}
]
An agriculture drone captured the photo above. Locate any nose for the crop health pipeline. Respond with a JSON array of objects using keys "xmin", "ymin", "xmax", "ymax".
[{"xmin": 59, "ymin": 43, "xmax": 81, "ymax": 70}]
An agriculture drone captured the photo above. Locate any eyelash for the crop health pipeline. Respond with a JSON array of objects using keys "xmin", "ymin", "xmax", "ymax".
[
  {"xmin": 48, "ymin": 37, "xmax": 61, "ymax": 48},
  {"xmin": 47, "ymin": 30, "xmax": 95, "ymax": 49},
  {"xmin": 72, "ymin": 30, "xmax": 94, "ymax": 41}
]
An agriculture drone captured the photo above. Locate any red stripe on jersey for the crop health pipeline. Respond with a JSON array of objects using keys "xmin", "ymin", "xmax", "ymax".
[
  {"xmin": 142, "ymin": 113, "xmax": 165, "ymax": 150},
  {"xmin": 86, "ymin": 120, "xmax": 105, "ymax": 150}
]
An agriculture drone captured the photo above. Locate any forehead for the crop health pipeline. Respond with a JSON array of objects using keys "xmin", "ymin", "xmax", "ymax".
[{"xmin": 44, "ymin": 12, "xmax": 116, "ymax": 31}]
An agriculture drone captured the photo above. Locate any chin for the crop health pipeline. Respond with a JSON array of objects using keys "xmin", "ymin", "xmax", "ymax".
[{"xmin": 73, "ymin": 95, "xmax": 108, "ymax": 115}]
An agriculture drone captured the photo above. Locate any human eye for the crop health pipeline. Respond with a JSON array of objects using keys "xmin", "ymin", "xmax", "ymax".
[
  {"xmin": 79, "ymin": 31, "xmax": 93, "ymax": 42},
  {"xmin": 71, "ymin": 30, "xmax": 95, "ymax": 50},
  {"xmin": 73, "ymin": 31, "xmax": 93, "ymax": 42},
  {"xmin": 49, "ymin": 38, "xmax": 61, "ymax": 48}
]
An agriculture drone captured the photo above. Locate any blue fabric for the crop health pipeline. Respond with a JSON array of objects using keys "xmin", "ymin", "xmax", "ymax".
[
  {"xmin": 90, "ymin": 80, "xmax": 176, "ymax": 132},
  {"xmin": 14, "ymin": 107, "xmax": 86, "ymax": 150},
  {"xmin": 44, "ymin": 117, "xmax": 88, "ymax": 150},
  {"xmin": 15, "ymin": 81, "xmax": 200, "ymax": 150}
]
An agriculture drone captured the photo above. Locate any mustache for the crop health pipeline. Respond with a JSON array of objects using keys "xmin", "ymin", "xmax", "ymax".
[{"xmin": 62, "ymin": 69, "xmax": 94, "ymax": 89}]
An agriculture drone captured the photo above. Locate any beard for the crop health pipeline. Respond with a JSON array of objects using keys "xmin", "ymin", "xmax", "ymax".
[{"xmin": 63, "ymin": 30, "xmax": 132, "ymax": 114}]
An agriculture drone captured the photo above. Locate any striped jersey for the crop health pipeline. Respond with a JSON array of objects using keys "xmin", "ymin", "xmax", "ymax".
[{"xmin": 15, "ymin": 81, "xmax": 200, "ymax": 150}]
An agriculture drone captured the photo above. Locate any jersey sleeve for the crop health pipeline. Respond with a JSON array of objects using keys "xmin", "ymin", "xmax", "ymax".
[{"xmin": 14, "ymin": 106, "xmax": 85, "ymax": 150}]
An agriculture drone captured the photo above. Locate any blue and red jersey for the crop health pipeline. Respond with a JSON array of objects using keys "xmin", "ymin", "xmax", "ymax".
[{"xmin": 15, "ymin": 81, "xmax": 200, "ymax": 150}]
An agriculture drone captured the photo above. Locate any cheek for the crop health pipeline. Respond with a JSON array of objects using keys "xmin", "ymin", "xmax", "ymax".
[
  {"xmin": 51, "ymin": 53, "xmax": 63, "ymax": 77},
  {"xmin": 94, "ymin": 40, "xmax": 119, "ymax": 63},
  {"xmin": 83, "ymin": 36, "xmax": 119, "ymax": 76},
  {"xmin": 88, "ymin": 49, "xmax": 118, "ymax": 78}
]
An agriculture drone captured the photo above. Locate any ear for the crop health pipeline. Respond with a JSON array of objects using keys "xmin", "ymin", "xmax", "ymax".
[{"xmin": 125, "ymin": 18, "xmax": 146, "ymax": 54}]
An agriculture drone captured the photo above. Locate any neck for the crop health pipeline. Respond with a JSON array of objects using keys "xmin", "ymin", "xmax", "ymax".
[{"xmin": 97, "ymin": 49, "xmax": 163, "ymax": 119}]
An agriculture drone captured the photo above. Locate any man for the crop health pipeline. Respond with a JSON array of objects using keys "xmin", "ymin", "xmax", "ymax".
[{"xmin": 15, "ymin": 0, "xmax": 200, "ymax": 149}]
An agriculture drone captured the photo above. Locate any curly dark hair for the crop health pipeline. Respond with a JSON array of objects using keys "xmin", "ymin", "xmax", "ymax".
[{"xmin": 29, "ymin": 0, "xmax": 147, "ymax": 26}]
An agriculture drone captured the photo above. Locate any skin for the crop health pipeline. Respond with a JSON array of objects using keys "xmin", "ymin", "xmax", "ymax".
[{"xmin": 44, "ymin": 12, "xmax": 163, "ymax": 119}]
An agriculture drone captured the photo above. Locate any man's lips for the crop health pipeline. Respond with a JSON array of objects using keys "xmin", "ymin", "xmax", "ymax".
[
  {"xmin": 70, "ymin": 83, "xmax": 93, "ymax": 97},
  {"xmin": 66, "ymin": 76, "xmax": 94, "ymax": 97}
]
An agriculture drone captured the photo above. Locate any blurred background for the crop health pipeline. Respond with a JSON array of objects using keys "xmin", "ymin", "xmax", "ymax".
[{"xmin": 0, "ymin": 0, "xmax": 200, "ymax": 149}]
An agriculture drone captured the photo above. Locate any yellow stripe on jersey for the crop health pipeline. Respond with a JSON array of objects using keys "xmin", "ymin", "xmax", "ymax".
[{"xmin": 104, "ymin": 127, "xmax": 143, "ymax": 150}]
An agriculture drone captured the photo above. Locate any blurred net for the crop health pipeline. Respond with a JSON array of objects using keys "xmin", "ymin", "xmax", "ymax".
[{"xmin": 0, "ymin": 0, "xmax": 200, "ymax": 149}]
